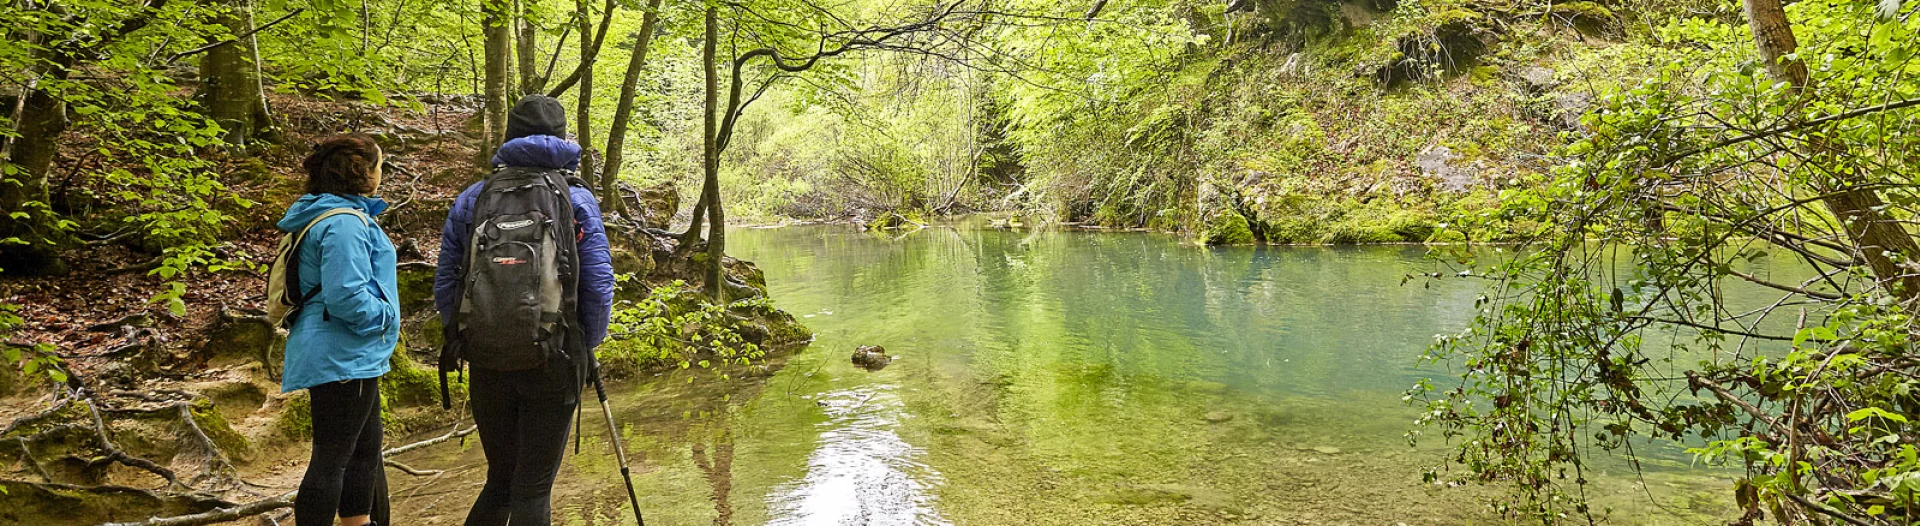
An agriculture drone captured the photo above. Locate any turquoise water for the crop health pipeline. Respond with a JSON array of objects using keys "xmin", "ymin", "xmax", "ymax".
[{"xmin": 391, "ymin": 225, "xmax": 1737, "ymax": 525}]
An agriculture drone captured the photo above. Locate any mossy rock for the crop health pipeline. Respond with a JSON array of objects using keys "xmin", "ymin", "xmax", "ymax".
[
  {"xmin": 866, "ymin": 211, "xmax": 922, "ymax": 230},
  {"xmin": 201, "ymin": 309, "xmax": 279, "ymax": 366},
  {"xmin": 1202, "ymin": 212, "xmax": 1258, "ymax": 245},
  {"xmin": 634, "ymin": 182, "xmax": 679, "ymax": 229},
  {"xmin": 403, "ymin": 312, "xmax": 445, "ymax": 354},
  {"xmin": 394, "ymin": 261, "xmax": 437, "ymax": 316},
  {"xmin": 380, "ymin": 350, "xmax": 447, "ymax": 410},
  {"xmin": 276, "ymin": 391, "xmax": 313, "ymax": 440},
  {"xmin": 0, "ymin": 481, "xmax": 222, "ymax": 525},
  {"xmin": 187, "ymin": 398, "xmax": 254, "ymax": 461},
  {"xmin": 611, "ymin": 245, "xmax": 654, "ymax": 277},
  {"xmin": 1547, "ymin": 2, "xmax": 1614, "ymax": 20},
  {"xmin": 726, "ymin": 259, "xmax": 769, "ymax": 291}
]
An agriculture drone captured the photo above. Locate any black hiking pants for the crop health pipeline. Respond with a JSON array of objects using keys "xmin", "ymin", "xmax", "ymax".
[
  {"xmin": 464, "ymin": 361, "xmax": 579, "ymax": 526},
  {"xmin": 299, "ymin": 377, "xmax": 386, "ymax": 526}
]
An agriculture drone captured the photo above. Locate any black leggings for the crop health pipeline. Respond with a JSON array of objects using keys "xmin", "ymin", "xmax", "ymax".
[
  {"xmin": 464, "ymin": 363, "xmax": 579, "ymax": 526},
  {"xmin": 299, "ymin": 377, "xmax": 385, "ymax": 526}
]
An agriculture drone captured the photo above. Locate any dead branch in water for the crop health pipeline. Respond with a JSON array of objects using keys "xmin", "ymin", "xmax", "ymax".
[{"xmin": 96, "ymin": 422, "xmax": 477, "ymax": 526}]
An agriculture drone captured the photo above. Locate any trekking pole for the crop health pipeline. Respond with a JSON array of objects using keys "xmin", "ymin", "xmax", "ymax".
[{"xmin": 591, "ymin": 360, "xmax": 646, "ymax": 526}]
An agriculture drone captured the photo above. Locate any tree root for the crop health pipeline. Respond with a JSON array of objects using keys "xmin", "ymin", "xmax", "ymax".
[
  {"xmin": 80, "ymin": 396, "xmax": 182, "ymax": 488},
  {"xmin": 6, "ymin": 436, "xmax": 54, "ymax": 481},
  {"xmin": 168, "ymin": 401, "xmax": 240, "ymax": 488},
  {"xmin": 0, "ymin": 393, "xmax": 74, "ymax": 436},
  {"xmin": 98, "ymin": 490, "xmax": 296, "ymax": 526},
  {"xmin": 97, "ymin": 422, "xmax": 477, "ymax": 526}
]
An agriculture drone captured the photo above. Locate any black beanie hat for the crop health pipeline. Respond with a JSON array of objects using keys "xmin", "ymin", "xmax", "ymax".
[{"xmin": 504, "ymin": 95, "xmax": 567, "ymax": 140}]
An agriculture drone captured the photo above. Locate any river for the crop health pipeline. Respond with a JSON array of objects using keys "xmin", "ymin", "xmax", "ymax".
[{"xmin": 390, "ymin": 224, "xmax": 1739, "ymax": 525}]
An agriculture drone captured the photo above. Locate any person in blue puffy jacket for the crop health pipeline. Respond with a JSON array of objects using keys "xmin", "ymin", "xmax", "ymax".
[
  {"xmin": 278, "ymin": 134, "xmax": 399, "ymax": 526},
  {"xmin": 434, "ymin": 95, "xmax": 615, "ymax": 526}
]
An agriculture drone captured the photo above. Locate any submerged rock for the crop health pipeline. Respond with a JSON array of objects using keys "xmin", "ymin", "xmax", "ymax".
[
  {"xmin": 851, "ymin": 345, "xmax": 892, "ymax": 371},
  {"xmin": 1204, "ymin": 411, "xmax": 1234, "ymax": 423}
]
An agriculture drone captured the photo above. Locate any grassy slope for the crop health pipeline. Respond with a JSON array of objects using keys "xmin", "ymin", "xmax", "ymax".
[{"xmin": 1039, "ymin": 0, "xmax": 1654, "ymax": 244}]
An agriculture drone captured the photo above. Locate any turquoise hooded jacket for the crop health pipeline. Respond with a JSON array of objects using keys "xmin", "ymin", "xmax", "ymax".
[{"xmin": 276, "ymin": 193, "xmax": 400, "ymax": 393}]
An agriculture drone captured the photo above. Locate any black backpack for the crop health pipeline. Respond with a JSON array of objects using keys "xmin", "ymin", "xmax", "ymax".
[{"xmin": 440, "ymin": 166, "xmax": 586, "ymax": 408}]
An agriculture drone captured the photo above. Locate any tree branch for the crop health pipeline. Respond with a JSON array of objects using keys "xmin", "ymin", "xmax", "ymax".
[
  {"xmin": 1084, "ymin": 0, "xmax": 1110, "ymax": 20},
  {"xmin": 544, "ymin": 0, "xmax": 618, "ymax": 97},
  {"xmin": 1785, "ymin": 492, "xmax": 1879, "ymax": 526},
  {"xmin": 1663, "ymin": 97, "xmax": 1920, "ymax": 166},
  {"xmin": 1687, "ymin": 372, "xmax": 1784, "ymax": 435},
  {"xmin": 165, "ymin": 8, "xmax": 307, "ymax": 65},
  {"xmin": 1726, "ymin": 268, "xmax": 1845, "ymax": 300}
]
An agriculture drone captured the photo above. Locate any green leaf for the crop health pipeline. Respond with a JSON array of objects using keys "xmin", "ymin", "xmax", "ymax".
[{"xmin": 1846, "ymin": 407, "xmax": 1908, "ymax": 424}]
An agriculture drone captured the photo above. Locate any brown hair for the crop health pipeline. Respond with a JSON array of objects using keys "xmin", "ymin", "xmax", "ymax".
[{"xmin": 303, "ymin": 134, "xmax": 381, "ymax": 196}]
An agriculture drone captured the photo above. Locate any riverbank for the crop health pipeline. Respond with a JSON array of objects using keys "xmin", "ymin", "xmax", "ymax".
[{"xmin": 735, "ymin": 211, "xmax": 1483, "ymax": 248}]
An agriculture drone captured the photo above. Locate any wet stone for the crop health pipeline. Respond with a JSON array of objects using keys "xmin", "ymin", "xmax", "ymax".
[{"xmin": 851, "ymin": 345, "xmax": 891, "ymax": 371}]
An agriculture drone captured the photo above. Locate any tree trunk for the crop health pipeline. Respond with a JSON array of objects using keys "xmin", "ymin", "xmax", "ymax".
[
  {"xmin": 482, "ymin": 0, "xmax": 513, "ymax": 157},
  {"xmin": 1743, "ymin": 0, "xmax": 1808, "ymax": 89},
  {"xmin": 1742, "ymin": 0, "xmax": 1920, "ymax": 305},
  {"xmin": 574, "ymin": 0, "xmax": 595, "ymax": 186},
  {"xmin": 516, "ymin": 0, "xmax": 542, "ymax": 95},
  {"xmin": 0, "ymin": 59, "xmax": 72, "ymax": 275},
  {"xmin": 700, "ymin": 6, "xmax": 724, "ymax": 301},
  {"xmin": 600, "ymin": 0, "xmax": 665, "ymax": 216},
  {"xmin": 202, "ymin": 0, "xmax": 274, "ymax": 146}
]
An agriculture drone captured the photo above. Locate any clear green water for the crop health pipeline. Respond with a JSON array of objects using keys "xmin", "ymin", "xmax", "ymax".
[{"xmin": 392, "ymin": 225, "xmax": 1738, "ymax": 525}]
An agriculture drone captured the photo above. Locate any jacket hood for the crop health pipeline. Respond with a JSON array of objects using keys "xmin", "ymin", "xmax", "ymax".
[
  {"xmin": 491, "ymin": 135, "xmax": 582, "ymax": 170},
  {"xmin": 276, "ymin": 193, "xmax": 389, "ymax": 232}
]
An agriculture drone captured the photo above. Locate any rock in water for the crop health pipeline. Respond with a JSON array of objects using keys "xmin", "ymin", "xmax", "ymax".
[
  {"xmin": 851, "ymin": 345, "xmax": 892, "ymax": 371},
  {"xmin": 1203, "ymin": 411, "xmax": 1234, "ymax": 423}
]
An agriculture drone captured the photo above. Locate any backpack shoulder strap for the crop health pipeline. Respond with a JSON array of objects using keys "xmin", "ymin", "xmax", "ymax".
[
  {"xmin": 288, "ymin": 208, "xmax": 373, "ymax": 302},
  {"xmin": 303, "ymin": 208, "xmax": 371, "ymax": 234}
]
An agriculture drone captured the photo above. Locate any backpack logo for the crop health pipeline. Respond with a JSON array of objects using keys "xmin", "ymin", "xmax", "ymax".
[
  {"xmin": 498, "ymin": 219, "xmax": 536, "ymax": 230},
  {"xmin": 492, "ymin": 257, "xmax": 527, "ymax": 265}
]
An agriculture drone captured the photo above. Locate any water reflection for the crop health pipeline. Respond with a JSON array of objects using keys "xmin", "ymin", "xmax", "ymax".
[
  {"xmin": 691, "ymin": 417, "xmax": 736, "ymax": 525},
  {"xmin": 768, "ymin": 386, "xmax": 950, "ymax": 526}
]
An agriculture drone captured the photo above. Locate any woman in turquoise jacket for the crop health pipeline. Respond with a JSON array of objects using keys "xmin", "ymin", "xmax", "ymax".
[{"xmin": 278, "ymin": 134, "xmax": 399, "ymax": 526}]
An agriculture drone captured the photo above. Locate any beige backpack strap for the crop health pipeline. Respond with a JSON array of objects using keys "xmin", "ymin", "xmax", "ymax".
[{"xmin": 298, "ymin": 208, "xmax": 371, "ymax": 240}]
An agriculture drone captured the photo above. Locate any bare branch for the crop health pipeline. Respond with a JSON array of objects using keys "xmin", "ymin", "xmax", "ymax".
[
  {"xmin": 165, "ymin": 8, "xmax": 307, "ymax": 65},
  {"xmin": 1662, "ymin": 97, "xmax": 1920, "ymax": 167}
]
